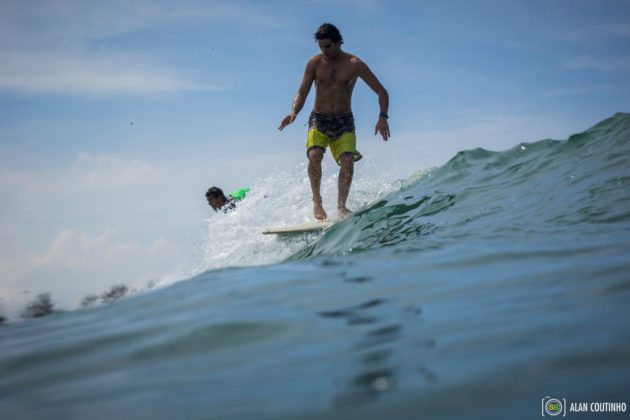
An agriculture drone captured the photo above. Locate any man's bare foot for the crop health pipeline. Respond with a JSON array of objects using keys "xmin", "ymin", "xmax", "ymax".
[
  {"xmin": 314, "ymin": 201, "xmax": 327, "ymax": 220},
  {"xmin": 338, "ymin": 206, "xmax": 353, "ymax": 220}
]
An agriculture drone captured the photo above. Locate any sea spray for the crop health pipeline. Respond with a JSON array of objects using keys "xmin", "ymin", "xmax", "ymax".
[{"xmin": 195, "ymin": 161, "xmax": 403, "ymax": 272}]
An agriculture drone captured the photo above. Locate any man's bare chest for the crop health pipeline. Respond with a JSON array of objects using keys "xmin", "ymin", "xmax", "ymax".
[{"xmin": 314, "ymin": 64, "xmax": 358, "ymax": 86}]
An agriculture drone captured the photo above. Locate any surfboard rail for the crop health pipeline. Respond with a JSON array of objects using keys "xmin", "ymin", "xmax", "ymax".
[{"xmin": 262, "ymin": 220, "xmax": 334, "ymax": 235}]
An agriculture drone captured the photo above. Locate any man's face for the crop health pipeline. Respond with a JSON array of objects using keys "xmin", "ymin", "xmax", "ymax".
[
  {"xmin": 317, "ymin": 39, "xmax": 340, "ymax": 59},
  {"xmin": 207, "ymin": 196, "xmax": 224, "ymax": 211}
]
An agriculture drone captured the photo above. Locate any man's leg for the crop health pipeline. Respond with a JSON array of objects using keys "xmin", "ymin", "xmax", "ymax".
[
  {"xmin": 337, "ymin": 152, "xmax": 354, "ymax": 219},
  {"xmin": 308, "ymin": 147, "xmax": 327, "ymax": 220}
]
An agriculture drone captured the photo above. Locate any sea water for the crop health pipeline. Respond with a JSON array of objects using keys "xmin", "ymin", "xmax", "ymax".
[{"xmin": 1, "ymin": 113, "xmax": 629, "ymax": 419}]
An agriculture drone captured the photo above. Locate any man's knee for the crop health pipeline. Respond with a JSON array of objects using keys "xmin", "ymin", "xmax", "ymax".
[
  {"xmin": 339, "ymin": 152, "xmax": 354, "ymax": 168},
  {"xmin": 308, "ymin": 146, "xmax": 325, "ymax": 162}
]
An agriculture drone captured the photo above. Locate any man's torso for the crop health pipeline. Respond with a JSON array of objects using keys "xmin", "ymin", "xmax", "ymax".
[{"xmin": 312, "ymin": 52, "xmax": 359, "ymax": 115}]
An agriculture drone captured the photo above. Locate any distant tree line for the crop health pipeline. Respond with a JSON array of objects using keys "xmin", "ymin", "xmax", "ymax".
[
  {"xmin": 0, "ymin": 279, "xmax": 159, "ymax": 324},
  {"xmin": 80, "ymin": 284, "xmax": 131, "ymax": 307},
  {"xmin": 22, "ymin": 293, "xmax": 57, "ymax": 318},
  {"xmin": 0, "ymin": 297, "xmax": 6, "ymax": 326}
]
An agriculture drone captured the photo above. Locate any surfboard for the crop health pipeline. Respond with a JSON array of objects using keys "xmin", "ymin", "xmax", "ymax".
[{"xmin": 262, "ymin": 220, "xmax": 334, "ymax": 235}]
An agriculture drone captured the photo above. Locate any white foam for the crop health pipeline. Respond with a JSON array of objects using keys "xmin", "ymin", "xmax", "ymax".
[{"xmin": 192, "ymin": 161, "xmax": 403, "ymax": 273}]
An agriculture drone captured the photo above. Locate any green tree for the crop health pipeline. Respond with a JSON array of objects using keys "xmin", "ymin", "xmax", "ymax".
[
  {"xmin": 22, "ymin": 293, "xmax": 55, "ymax": 319},
  {"xmin": 101, "ymin": 284, "xmax": 129, "ymax": 304},
  {"xmin": 80, "ymin": 294, "xmax": 100, "ymax": 307}
]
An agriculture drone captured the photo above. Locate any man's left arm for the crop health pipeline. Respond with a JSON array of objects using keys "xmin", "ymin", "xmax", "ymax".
[{"xmin": 357, "ymin": 61, "xmax": 390, "ymax": 141}]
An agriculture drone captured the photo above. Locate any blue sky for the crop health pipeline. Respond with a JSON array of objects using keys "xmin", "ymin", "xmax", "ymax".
[{"xmin": 1, "ymin": 0, "xmax": 629, "ymax": 313}]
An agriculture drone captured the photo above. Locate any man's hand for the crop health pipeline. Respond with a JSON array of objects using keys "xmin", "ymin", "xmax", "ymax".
[
  {"xmin": 278, "ymin": 113, "xmax": 297, "ymax": 131},
  {"xmin": 375, "ymin": 117, "xmax": 390, "ymax": 141}
]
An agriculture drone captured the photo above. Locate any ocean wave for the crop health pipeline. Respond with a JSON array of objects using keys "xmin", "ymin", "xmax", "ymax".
[{"xmin": 294, "ymin": 112, "xmax": 630, "ymax": 258}]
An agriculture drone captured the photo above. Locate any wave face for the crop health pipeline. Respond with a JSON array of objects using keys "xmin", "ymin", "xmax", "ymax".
[
  {"xmin": 1, "ymin": 113, "xmax": 629, "ymax": 420},
  {"xmin": 296, "ymin": 112, "xmax": 630, "ymax": 259}
]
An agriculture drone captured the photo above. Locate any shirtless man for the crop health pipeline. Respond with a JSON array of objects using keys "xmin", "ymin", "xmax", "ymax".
[{"xmin": 278, "ymin": 23, "xmax": 390, "ymax": 220}]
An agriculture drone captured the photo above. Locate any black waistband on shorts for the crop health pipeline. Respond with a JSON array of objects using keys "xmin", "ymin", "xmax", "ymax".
[{"xmin": 308, "ymin": 111, "xmax": 355, "ymax": 140}]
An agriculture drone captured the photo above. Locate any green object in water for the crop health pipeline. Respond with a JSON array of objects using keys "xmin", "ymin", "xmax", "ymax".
[{"xmin": 229, "ymin": 187, "xmax": 250, "ymax": 201}]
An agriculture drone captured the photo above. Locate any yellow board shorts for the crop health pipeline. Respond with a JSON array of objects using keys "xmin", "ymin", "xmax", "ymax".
[{"xmin": 306, "ymin": 129, "xmax": 363, "ymax": 165}]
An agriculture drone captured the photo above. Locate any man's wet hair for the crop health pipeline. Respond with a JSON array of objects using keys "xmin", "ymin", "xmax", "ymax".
[
  {"xmin": 205, "ymin": 186, "xmax": 225, "ymax": 199},
  {"xmin": 314, "ymin": 23, "xmax": 343, "ymax": 44}
]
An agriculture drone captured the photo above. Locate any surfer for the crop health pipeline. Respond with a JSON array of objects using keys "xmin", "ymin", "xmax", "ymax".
[
  {"xmin": 278, "ymin": 23, "xmax": 390, "ymax": 220},
  {"xmin": 205, "ymin": 186, "xmax": 249, "ymax": 212}
]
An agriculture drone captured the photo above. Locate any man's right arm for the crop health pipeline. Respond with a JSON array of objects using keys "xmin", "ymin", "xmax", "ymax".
[{"xmin": 279, "ymin": 58, "xmax": 316, "ymax": 130}]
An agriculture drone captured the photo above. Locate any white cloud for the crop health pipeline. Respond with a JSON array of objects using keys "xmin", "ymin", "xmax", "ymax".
[
  {"xmin": 0, "ymin": 153, "xmax": 172, "ymax": 214},
  {"xmin": 0, "ymin": 149, "xmax": 297, "ymax": 224},
  {"xmin": 30, "ymin": 229, "xmax": 138, "ymax": 267},
  {"xmin": 0, "ymin": 154, "xmax": 193, "ymax": 314},
  {"xmin": 67, "ymin": 153, "xmax": 170, "ymax": 190},
  {"xmin": 0, "ymin": 150, "xmax": 300, "ymax": 318},
  {"xmin": 0, "ymin": 0, "xmax": 280, "ymax": 95},
  {"xmin": 390, "ymin": 113, "xmax": 580, "ymax": 170},
  {"xmin": 0, "ymin": 51, "xmax": 221, "ymax": 95},
  {"xmin": 0, "ymin": 0, "xmax": 281, "ymax": 46},
  {"xmin": 0, "ymin": 228, "xmax": 185, "ymax": 316}
]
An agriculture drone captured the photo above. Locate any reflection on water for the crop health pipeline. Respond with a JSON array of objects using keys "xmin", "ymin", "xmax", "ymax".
[
  {"xmin": 343, "ymin": 275, "xmax": 373, "ymax": 283},
  {"xmin": 318, "ymin": 294, "xmax": 437, "ymax": 408}
]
